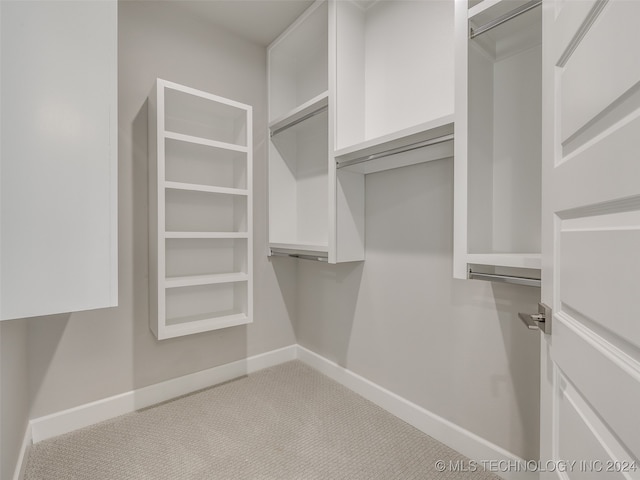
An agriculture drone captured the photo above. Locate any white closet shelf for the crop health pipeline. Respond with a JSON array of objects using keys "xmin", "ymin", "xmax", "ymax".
[
  {"xmin": 466, "ymin": 253, "xmax": 541, "ymax": 269},
  {"xmin": 165, "ymin": 272, "xmax": 248, "ymax": 289},
  {"xmin": 335, "ymin": 114, "xmax": 454, "ymax": 174},
  {"xmin": 163, "ymin": 312, "xmax": 250, "ymax": 339},
  {"xmin": 268, "ymin": 242, "xmax": 329, "ymax": 255},
  {"xmin": 164, "ymin": 181, "xmax": 248, "ymax": 196},
  {"xmin": 165, "ymin": 232, "xmax": 249, "ymax": 239},
  {"xmin": 163, "ymin": 131, "xmax": 248, "ymax": 153},
  {"xmin": 468, "ymin": 0, "xmax": 538, "ymax": 21},
  {"xmin": 269, "ymin": 91, "xmax": 329, "ymax": 136}
]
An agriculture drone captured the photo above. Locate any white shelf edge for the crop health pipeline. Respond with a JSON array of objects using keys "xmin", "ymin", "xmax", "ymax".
[
  {"xmin": 466, "ymin": 253, "xmax": 541, "ymax": 270},
  {"xmin": 164, "ymin": 181, "xmax": 248, "ymax": 196},
  {"xmin": 268, "ymin": 91, "xmax": 329, "ymax": 133},
  {"xmin": 161, "ymin": 313, "xmax": 250, "ymax": 339},
  {"xmin": 165, "ymin": 232, "xmax": 249, "ymax": 239},
  {"xmin": 163, "ymin": 131, "xmax": 248, "ymax": 153},
  {"xmin": 468, "ymin": 0, "xmax": 503, "ymax": 19},
  {"xmin": 159, "ymin": 78, "xmax": 252, "ymax": 112},
  {"xmin": 165, "ymin": 272, "xmax": 249, "ymax": 289},
  {"xmin": 268, "ymin": 242, "xmax": 329, "ymax": 255},
  {"xmin": 334, "ymin": 114, "xmax": 455, "ymax": 169}
]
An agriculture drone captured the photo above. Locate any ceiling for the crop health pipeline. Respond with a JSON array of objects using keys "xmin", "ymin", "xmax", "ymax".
[{"xmin": 176, "ymin": 0, "xmax": 315, "ymax": 46}]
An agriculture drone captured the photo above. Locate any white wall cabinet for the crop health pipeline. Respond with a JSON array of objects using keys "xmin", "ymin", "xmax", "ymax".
[
  {"xmin": 149, "ymin": 79, "xmax": 253, "ymax": 339},
  {"xmin": 0, "ymin": 1, "xmax": 118, "ymax": 320},
  {"xmin": 453, "ymin": 0, "xmax": 542, "ymax": 286},
  {"xmin": 268, "ymin": 0, "xmax": 454, "ymax": 264}
]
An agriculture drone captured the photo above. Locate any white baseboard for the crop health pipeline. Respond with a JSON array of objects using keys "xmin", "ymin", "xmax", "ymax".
[
  {"xmin": 25, "ymin": 343, "xmax": 533, "ymax": 480},
  {"xmin": 296, "ymin": 346, "xmax": 536, "ymax": 480},
  {"xmin": 13, "ymin": 423, "xmax": 32, "ymax": 480},
  {"xmin": 30, "ymin": 344, "xmax": 297, "ymax": 444}
]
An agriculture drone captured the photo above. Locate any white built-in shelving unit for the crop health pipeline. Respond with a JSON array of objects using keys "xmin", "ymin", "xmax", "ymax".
[
  {"xmin": 149, "ymin": 79, "xmax": 253, "ymax": 339},
  {"xmin": 453, "ymin": 0, "xmax": 542, "ymax": 286},
  {"xmin": 268, "ymin": 0, "xmax": 455, "ymax": 264},
  {"xmin": 267, "ymin": 1, "xmax": 333, "ymax": 260}
]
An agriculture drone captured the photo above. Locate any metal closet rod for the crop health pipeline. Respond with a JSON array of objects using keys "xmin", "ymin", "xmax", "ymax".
[
  {"xmin": 270, "ymin": 105, "xmax": 328, "ymax": 137},
  {"xmin": 469, "ymin": 0, "xmax": 542, "ymax": 39},
  {"xmin": 270, "ymin": 251, "xmax": 328, "ymax": 262},
  {"xmin": 468, "ymin": 271, "xmax": 541, "ymax": 288},
  {"xmin": 337, "ymin": 133, "xmax": 454, "ymax": 169}
]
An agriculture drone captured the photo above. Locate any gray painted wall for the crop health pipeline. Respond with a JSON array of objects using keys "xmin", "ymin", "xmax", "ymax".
[
  {"xmin": 27, "ymin": 1, "xmax": 297, "ymax": 420},
  {"xmin": 294, "ymin": 159, "xmax": 541, "ymax": 460},
  {"xmin": 1, "ymin": 320, "xmax": 29, "ymax": 480}
]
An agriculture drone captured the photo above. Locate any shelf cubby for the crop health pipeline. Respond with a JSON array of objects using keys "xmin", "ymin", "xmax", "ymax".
[
  {"xmin": 268, "ymin": 105, "xmax": 329, "ymax": 252},
  {"xmin": 454, "ymin": 0, "xmax": 542, "ymax": 283},
  {"xmin": 335, "ymin": 0, "xmax": 454, "ymax": 152},
  {"xmin": 164, "ymin": 85, "xmax": 247, "ymax": 147},
  {"xmin": 268, "ymin": 1, "xmax": 328, "ymax": 122},
  {"xmin": 165, "ymin": 137, "xmax": 247, "ymax": 191},
  {"xmin": 149, "ymin": 79, "xmax": 253, "ymax": 339},
  {"xmin": 165, "ymin": 189, "xmax": 247, "ymax": 234},
  {"xmin": 165, "ymin": 237, "xmax": 247, "ymax": 278}
]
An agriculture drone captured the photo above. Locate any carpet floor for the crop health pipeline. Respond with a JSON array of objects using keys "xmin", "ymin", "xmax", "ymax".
[{"xmin": 25, "ymin": 361, "xmax": 500, "ymax": 479}]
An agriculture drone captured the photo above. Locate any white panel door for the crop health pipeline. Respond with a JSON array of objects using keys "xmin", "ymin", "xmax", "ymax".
[
  {"xmin": 0, "ymin": 1, "xmax": 118, "ymax": 320},
  {"xmin": 540, "ymin": 0, "xmax": 640, "ymax": 477}
]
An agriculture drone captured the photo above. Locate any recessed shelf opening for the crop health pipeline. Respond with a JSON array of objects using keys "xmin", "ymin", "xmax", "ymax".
[
  {"xmin": 165, "ymin": 138, "xmax": 246, "ymax": 190},
  {"xmin": 335, "ymin": 0, "xmax": 454, "ymax": 150},
  {"xmin": 165, "ymin": 282, "xmax": 248, "ymax": 327},
  {"xmin": 466, "ymin": 1, "xmax": 541, "ymax": 257},
  {"xmin": 165, "ymin": 238, "xmax": 247, "ymax": 278},
  {"xmin": 268, "ymin": 1, "xmax": 328, "ymax": 121},
  {"xmin": 164, "ymin": 86, "xmax": 247, "ymax": 146},
  {"xmin": 268, "ymin": 108, "xmax": 329, "ymax": 248},
  {"xmin": 165, "ymin": 189, "xmax": 247, "ymax": 234}
]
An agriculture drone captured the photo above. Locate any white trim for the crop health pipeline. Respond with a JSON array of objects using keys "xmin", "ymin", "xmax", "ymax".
[
  {"xmin": 25, "ymin": 344, "xmax": 533, "ymax": 480},
  {"xmin": 296, "ymin": 346, "xmax": 536, "ymax": 480},
  {"xmin": 30, "ymin": 345, "xmax": 297, "ymax": 443},
  {"xmin": 13, "ymin": 424, "xmax": 32, "ymax": 480}
]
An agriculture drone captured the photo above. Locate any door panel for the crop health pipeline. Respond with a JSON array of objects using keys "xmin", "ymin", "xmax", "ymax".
[
  {"xmin": 560, "ymin": 228, "xmax": 640, "ymax": 348},
  {"xmin": 555, "ymin": 114, "xmax": 640, "ymax": 212},
  {"xmin": 543, "ymin": 0, "xmax": 640, "ymax": 476},
  {"xmin": 553, "ymin": 318, "xmax": 640, "ymax": 460},
  {"xmin": 560, "ymin": 0, "xmax": 640, "ymax": 143},
  {"xmin": 556, "ymin": 372, "xmax": 632, "ymax": 480},
  {"xmin": 554, "ymin": 0, "xmax": 597, "ymax": 62}
]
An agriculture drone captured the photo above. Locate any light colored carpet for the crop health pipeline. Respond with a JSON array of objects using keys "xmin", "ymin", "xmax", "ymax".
[{"xmin": 25, "ymin": 361, "xmax": 500, "ymax": 479}]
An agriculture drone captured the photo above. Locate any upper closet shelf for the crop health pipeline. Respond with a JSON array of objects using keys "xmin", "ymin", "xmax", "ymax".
[
  {"xmin": 164, "ymin": 131, "xmax": 248, "ymax": 153},
  {"xmin": 269, "ymin": 91, "xmax": 329, "ymax": 137},
  {"xmin": 164, "ymin": 181, "xmax": 248, "ymax": 196},
  {"xmin": 268, "ymin": 242, "xmax": 328, "ymax": 259},
  {"xmin": 335, "ymin": 114, "xmax": 454, "ymax": 175},
  {"xmin": 466, "ymin": 253, "xmax": 541, "ymax": 270}
]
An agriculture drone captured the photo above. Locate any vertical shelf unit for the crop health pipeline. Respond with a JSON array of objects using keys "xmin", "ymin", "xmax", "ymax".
[
  {"xmin": 267, "ymin": 0, "xmax": 335, "ymax": 261},
  {"xmin": 268, "ymin": 0, "xmax": 455, "ymax": 264},
  {"xmin": 453, "ymin": 0, "xmax": 542, "ymax": 286},
  {"xmin": 149, "ymin": 79, "xmax": 253, "ymax": 339}
]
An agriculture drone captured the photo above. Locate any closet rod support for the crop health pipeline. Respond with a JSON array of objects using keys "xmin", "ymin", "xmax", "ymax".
[
  {"xmin": 469, "ymin": 0, "xmax": 541, "ymax": 39},
  {"xmin": 336, "ymin": 133, "xmax": 454, "ymax": 170},
  {"xmin": 270, "ymin": 105, "xmax": 328, "ymax": 138},
  {"xmin": 468, "ymin": 271, "xmax": 541, "ymax": 288}
]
